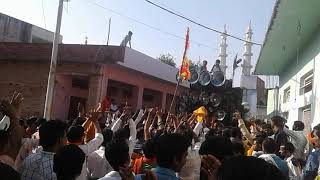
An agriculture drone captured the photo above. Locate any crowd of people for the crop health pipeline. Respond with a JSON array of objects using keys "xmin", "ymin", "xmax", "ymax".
[{"xmin": 1, "ymin": 92, "xmax": 320, "ymax": 180}]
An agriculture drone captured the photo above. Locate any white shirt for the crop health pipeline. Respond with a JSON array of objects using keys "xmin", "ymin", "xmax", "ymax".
[
  {"xmin": 111, "ymin": 109, "xmax": 143, "ymax": 157},
  {"xmin": 98, "ymin": 171, "xmax": 122, "ymax": 180},
  {"xmin": 286, "ymin": 155, "xmax": 301, "ymax": 178},
  {"xmin": 87, "ymin": 146, "xmax": 113, "ymax": 179},
  {"xmin": 77, "ymin": 133, "xmax": 104, "ymax": 180}
]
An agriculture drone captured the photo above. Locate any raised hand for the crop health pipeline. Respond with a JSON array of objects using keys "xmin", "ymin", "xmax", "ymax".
[
  {"xmin": 10, "ymin": 91, "xmax": 24, "ymax": 119},
  {"xmin": 201, "ymin": 155, "xmax": 221, "ymax": 180}
]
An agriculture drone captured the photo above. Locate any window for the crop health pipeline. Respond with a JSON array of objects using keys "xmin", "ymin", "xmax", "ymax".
[
  {"xmin": 143, "ymin": 94, "xmax": 154, "ymax": 102},
  {"xmin": 283, "ymin": 87, "xmax": 290, "ymax": 103},
  {"xmin": 107, "ymin": 86, "xmax": 118, "ymax": 96},
  {"xmin": 299, "ymin": 105, "xmax": 311, "ymax": 133},
  {"xmin": 122, "ymin": 89, "xmax": 132, "ymax": 98},
  {"xmin": 300, "ymin": 71, "xmax": 313, "ymax": 95},
  {"xmin": 72, "ymin": 77, "xmax": 89, "ymax": 89}
]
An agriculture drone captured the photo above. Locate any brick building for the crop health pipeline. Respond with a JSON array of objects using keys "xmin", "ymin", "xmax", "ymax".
[{"xmin": 0, "ymin": 42, "xmax": 189, "ymax": 120}]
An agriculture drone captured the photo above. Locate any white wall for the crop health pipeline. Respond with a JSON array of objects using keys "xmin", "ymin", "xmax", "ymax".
[
  {"xmin": 278, "ymin": 53, "xmax": 320, "ymax": 129},
  {"xmin": 120, "ymin": 47, "xmax": 189, "ymax": 88}
]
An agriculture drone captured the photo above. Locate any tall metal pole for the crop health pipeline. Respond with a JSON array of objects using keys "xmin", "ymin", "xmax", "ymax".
[
  {"xmin": 106, "ymin": 18, "xmax": 111, "ymax": 45},
  {"xmin": 44, "ymin": 0, "xmax": 64, "ymax": 119}
]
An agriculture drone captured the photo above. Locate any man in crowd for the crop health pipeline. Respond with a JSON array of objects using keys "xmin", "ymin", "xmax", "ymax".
[
  {"xmin": 271, "ymin": 116, "xmax": 288, "ymax": 153},
  {"xmin": 283, "ymin": 121, "xmax": 308, "ymax": 160},
  {"xmin": 259, "ymin": 138, "xmax": 289, "ymax": 177},
  {"xmin": 53, "ymin": 144, "xmax": 85, "ymax": 180},
  {"xmin": 20, "ymin": 120, "xmax": 67, "ymax": 180},
  {"xmin": 99, "ymin": 140, "xmax": 131, "ymax": 180}
]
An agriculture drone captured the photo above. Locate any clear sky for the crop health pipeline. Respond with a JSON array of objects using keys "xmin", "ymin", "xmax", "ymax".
[{"xmin": 0, "ymin": 0, "xmax": 276, "ymax": 85}]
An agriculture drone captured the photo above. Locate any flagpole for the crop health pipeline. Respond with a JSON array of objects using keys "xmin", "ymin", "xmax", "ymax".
[{"xmin": 166, "ymin": 79, "xmax": 180, "ymax": 122}]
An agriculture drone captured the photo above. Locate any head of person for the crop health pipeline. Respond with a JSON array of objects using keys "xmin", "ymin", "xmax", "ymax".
[
  {"xmin": 262, "ymin": 138, "xmax": 277, "ymax": 154},
  {"xmin": 143, "ymin": 139, "xmax": 156, "ymax": 159},
  {"xmin": 26, "ymin": 117, "xmax": 37, "ymax": 130},
  {"xmin": 222, "ymin": 128, "xmax": 231, "ymax": 139},
  {"xmin": 35, "ymin": 118, "xmax": 46, "ymax": 129},
  {"xmin": 312, "ymin": 124, "xmax": 320, "ymax": 147},
  {"xmin": 292, "ymin": 121, "xmax": 305, "ymax": 131},
  {"xmin": 102, "ymin": 127, "xmax": 113, "ymax": 147},
  {"xmin": 71, "ymin": 117, "xmax": 86, "ymax": 127},
  {"xmin": 136, "ymin": 128, "xmax": 145, "ymax": 141},
  {"xmin": 53, "ymin": 144, "xmax": 85, "ymax": 180},
  {"xmin": 0, "ymin": 162, "xmax": 20, "ymax": 180},
  {"xmin": 253, "ymin": 131, "xmax": 267, "ymax": 151},
  {"xmin": 203, "ymin": 60, "xmax": 208, "ymax": 67},
  {"xmin": 39, "ymin": 120, "xmax": 67, "ymax": 152},
  {"xmin": 205, "ymin": 128, "xmax": 217, "ymax": 140},
  {"xmin": 67, "ymin": 125, "xmax": 85, "ymax": 144},
  {"xmin": 232, "ymin": 142, "xmax": 245, "ymax": 157},
  {"xmin": 271, "ymin": 116, "xmax": 286, "ymax": 133},
  {"xmin": 128, "ymin": 31, "xmax": 133, "ymax": 37},
  {"xmin": 199, "ymin": 136, "xmax": 233, "ymax": 161},
  {"xmin": 279, "ymin": 142, "xmax": 295, "ymax": 158},
  {"xmin": 231, "ymin": 127, "xmax": 242, "ymax": 140},
  {"xmin": 261, "ymin": 123, "xmax": 274, "ymax": 136},
  {"xmin": 155, "ymin": 133, "xmax": 189, "ymax": 172},
  {"xmin": 105, "ymin": 140, "xmax": 130, "ymax": 171},
  {"xmin": 179, "ymin": 128, "xmax": 193, "ymax": 147},
  {"xmin": 217, "ymin": 156, "xmax": 286, "ymax": 180},
  {"xmin": 113, "ymin": 127, "xmax": 130, "ymax": 144}
]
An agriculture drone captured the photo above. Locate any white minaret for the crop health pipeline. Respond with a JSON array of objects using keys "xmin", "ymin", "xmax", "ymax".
[
  {"xmin": 241, "ymin": 21, "xmax": 253, "ymax": 76},
  {"xmin": 219, "ymin": 24, "xmax": 228, "ymax": 74}
]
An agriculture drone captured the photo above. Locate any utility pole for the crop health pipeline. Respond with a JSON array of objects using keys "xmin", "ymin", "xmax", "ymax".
[{"xmin": 44, "ymin": 0, "xmax": 66, "ymax": 120}]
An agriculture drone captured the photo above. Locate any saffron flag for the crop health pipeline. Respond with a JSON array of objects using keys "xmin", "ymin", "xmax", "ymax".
[{"xmin": 179, "ymin": 28, "xmax": 191, "ymax": 80}]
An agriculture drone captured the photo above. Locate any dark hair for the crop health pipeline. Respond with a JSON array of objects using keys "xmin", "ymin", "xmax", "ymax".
[
  {"xmin": 35, "ymin": 118, "xmax": 47, "ymax": 128},
  {"xmin": 102, "ymin": 128, "xmax": 113, "ymax": 147},
  {"xmin": 254, "ymin": 131, "xmax": 268, "ymax": 144},
  {"xmin": 271, "ymin": 116, "xmax": 285, "ymax": 128},
  {"xmin": 313, "ymin": 124, "xmax": 320, "ymax": 138},
  {"xmin": 26, "ymin": 117, "xmax": 37, "ymax": 127},
  {"xmin": 0, "ymin": 162, "xmax": 20, "ymax": 180},
  {"xmin": 67, "ymin": 126, "xmax": 85, "ymax": 143},
  {"xmin": 231, "ymin": 127, "xmax": 242, "ymax": 139},
  {"xmin": 113, "ymin": 127, "xmax": 130, "ymax": 142},
  {"xmin": 222, "ymin": 128, "xmax": 231, "ymax": 139},
  {"xmin": 0, "ymin": 130, "xmax": 9, "ymax": 152},
  {"xmin": 142, "ymin": 139, "xmax": 156, "ymax": 159},
  {"xmin": 283, "ymin": 142, "xmax": 295, "ymax": 154},
  {"xmin": 205, "ymin": 128, "xmax": 217, "ymax": 140},
  {"xmin": 199, "ymin": 136, "xmax": 233, "ymax": 161},
  {"xmin": 180, "ymin": 128, "xmax": 193, "ymax": 147},
  {"xmin": 53, "ymin": 144, "xmax": 85, "ymax": 180},
  {"xmin": 155, "ymin": 133, "xmax": 189, "ymax": 169},
  {"xmin": 39, "ymin": 120, "xmax": 67, "ymax": 151},
  {"xmin": 105, "ymin": 140, "xmax": 130, "ymax": 171},
  {"xmin": 71, "ymin": 117, "xmax": 86, "ymax": 127},
  {"xmin": 293, "ymin": 121, "xmax": 305, "ymax": 131},
  {"xmin": 217, "ymin": 156, "xmax": 286, "ymax": 180},
  {"xmin": 232, "ymin": 142, "xmax": 245, "ymax": 156},
  {"xmin": 136, "ymin": 128, "xmax": 144, "ymax": 141},
  {"xmin": 262, "ymin": 138, "xmax": 277, "ymax": 154}
]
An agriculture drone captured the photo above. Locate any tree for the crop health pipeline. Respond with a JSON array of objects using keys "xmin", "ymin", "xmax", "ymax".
[{"xmin": 158, "ymin": 53, "xmax": 176, "ymax": 67}]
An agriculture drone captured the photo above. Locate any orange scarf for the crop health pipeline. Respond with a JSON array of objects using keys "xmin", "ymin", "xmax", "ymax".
[{"xmin": 132, "ymin": 157, "xmax": 157, "ymax": 174}]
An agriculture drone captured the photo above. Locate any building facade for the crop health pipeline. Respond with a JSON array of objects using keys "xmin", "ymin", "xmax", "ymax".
[
  {"xmin": 0, "ymin": 43, "xmax": 189, "ymax": 120},
  {"xmin": 0, "ymin": 13, "xmax": 62, "ymax": 43},
  {"xmin": 255, "ymin": 0, "xmax": 320, "ymax": 130}
]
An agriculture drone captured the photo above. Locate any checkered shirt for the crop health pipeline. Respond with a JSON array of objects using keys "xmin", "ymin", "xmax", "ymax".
[{"xmin": 20, "ymin": 151, "xmax": 56, "ymax": 180}]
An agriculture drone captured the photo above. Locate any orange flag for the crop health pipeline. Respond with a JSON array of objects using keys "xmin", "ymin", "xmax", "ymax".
[{"xmin": 179, "ymin": 28, "xmax": 191, "ymax": 81}]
